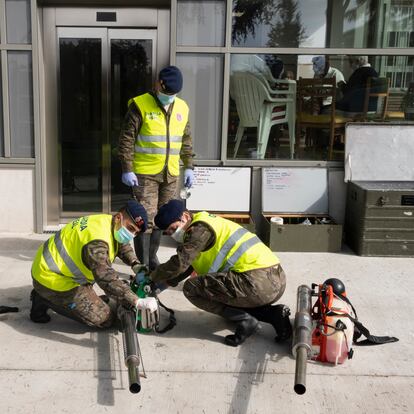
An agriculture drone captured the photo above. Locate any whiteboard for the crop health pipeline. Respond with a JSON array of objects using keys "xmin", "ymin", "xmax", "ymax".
[
  {"xmin": 186, "ymin": 167, "xmax": 251, "ymax": 212},
  {"xmin": 262, "ymin": 168, "xmax": 328, "ymax": 214},
  {"xmin": 345, "ymin": 124, "xmax": 414, "ymax": 182}
]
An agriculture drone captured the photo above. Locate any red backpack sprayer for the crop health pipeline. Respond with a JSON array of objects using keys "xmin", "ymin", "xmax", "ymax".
[{"xmin": 292, "ymin": 278, "xmax": 398, "ymax": 395}]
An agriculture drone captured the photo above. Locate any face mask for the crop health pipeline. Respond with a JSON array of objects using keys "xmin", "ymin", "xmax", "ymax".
[
  {"xmin": 157, "ymin": 92, "xmax": 176, "ymax": 106},
  {"xmin": 114, "ymin": 226, "xmax": 135, "ymax": 244},
  {"xmin": 171, "ymin": 226, "xmax": 185, "ymax": 243}
]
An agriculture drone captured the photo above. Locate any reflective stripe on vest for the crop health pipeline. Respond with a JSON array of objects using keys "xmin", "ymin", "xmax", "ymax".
[
  {"xmin": 129, "ymin": 93, "xmax": 189, "ymax": 176},
  {"xmin": 134, "ymin": 146, "xmax": 181, "ymax": 155},
  {"xmin": 191, "ymin": 212, "xmax": 279, "ymax": 274},
  {"xmin": 136, "ymin": 134, "xmax": 182, "ymax": 143},
  {"xmin": 42, "ymin": 231, "xmax": 88, "ymax": 285},
  {"xmin": 32, "ymin": 215, "xmax": 117, "ymax": 291},
  {"xmin": 209, "ymin": 227, "xmax": 249, "ymax": 272},
  {"xmin": 221, "ymin": 235, "xmax": 262, "ymax": 272}
]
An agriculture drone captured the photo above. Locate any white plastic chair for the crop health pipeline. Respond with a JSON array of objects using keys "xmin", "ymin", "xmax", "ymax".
[{"xmin": 230, "ymin": 71, "xmax": 296, "ymax": 159}]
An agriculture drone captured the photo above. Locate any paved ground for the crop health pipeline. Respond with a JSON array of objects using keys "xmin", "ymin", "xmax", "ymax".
[{"xmin": 0, "ymin": 233, "xmax": 413, "ymax": 414}]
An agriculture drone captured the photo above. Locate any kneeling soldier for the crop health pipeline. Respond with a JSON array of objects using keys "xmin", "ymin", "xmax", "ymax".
[
  {"xmin": 30, "ymin": 200, "xmax": 158, "ymax": 328},
  {"xmin": 151, "ymin": 200, "xmax": 292, "ymax": 346}
]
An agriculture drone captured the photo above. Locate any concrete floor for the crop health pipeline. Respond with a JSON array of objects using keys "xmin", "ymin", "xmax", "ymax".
[{"xmin": 0, "ymin": 233, "xmax": 413, "ymax": 414}]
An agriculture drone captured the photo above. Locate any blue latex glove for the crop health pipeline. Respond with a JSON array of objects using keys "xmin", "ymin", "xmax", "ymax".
[
  {"xmin": 135, "ymin": 271, "xmax": 147, "ymax": 284},
  {"xmin": 184, "ymin": 169, "xmax": 194, "ymax": 188},
  {"xmin": 122, "ymin": 172, "xmax": 138, "ymax": 187}
]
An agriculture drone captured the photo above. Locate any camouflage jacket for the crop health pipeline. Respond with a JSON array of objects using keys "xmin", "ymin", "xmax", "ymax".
[
  {"xmin": 82, "ymin": 238, "xmax": 139, "ymax": 306},
  {"xmin": 150, "ymin": 222, "xmax": 215, "ymax": 283},
  {"xmin": 118, "ymin": 91, "xmax": 194, "ymax": 174}
]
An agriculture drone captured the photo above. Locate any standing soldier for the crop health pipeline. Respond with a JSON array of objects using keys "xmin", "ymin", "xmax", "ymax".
[
  {"xmin": 30, "ymin": 200, "xmax": 158, "ymax": 328},
  {"xmin": 151, "ymin": 200, "xmax": 292, "ymax": 347},
  {"xmin": 118, "ymin": 65, "xmax": 194, "ymax": 271}
]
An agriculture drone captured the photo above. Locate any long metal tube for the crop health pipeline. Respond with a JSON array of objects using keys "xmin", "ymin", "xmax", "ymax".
[
  {"xmin": 119, "ymin": 307, "xmax": 141, "ymax": 394},
  {"xmin": 294, "ymin": 347, "xmax": 308, "ymax": 395},
  {"xmin": 292, "ymin": 285, "xmax": 313, "ymax": 395}
]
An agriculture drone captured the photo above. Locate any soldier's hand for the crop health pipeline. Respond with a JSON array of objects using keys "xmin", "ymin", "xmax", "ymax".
[
  {"xmin": 122, "ymin": 172, "xmax": 138, "ymax": 187},
  {"xmin": 132, "ymin": 263, "xmax": 150, "ymax": 284},
  {"xmin": 135, "ymin": 297, "xmax": 159, "ymax": 330},
  {"xmin": 132, "ymin": 263, "xmax": 148, "ymax": 274}
]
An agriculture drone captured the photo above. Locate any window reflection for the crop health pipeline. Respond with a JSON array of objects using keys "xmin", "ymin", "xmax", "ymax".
[
  {"xmin": 232, "ymin": 0, "xmax": 414, "ymax": 49},
  {"xmin": 228, "ymin": 53, "xmax": 412, "ymax": 161}
]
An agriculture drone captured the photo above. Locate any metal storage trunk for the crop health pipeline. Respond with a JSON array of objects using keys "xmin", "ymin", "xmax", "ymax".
[
  {"xmin": 345, "ymin": 181, "xmax": 414, "ymax": 256},
  {"xmin": 261, "ymin": 167, "xmax": 342, "ymax": 252},
  {"xmin": 264, "ymin": 215, "xmax": 342, "ymax": 252}
]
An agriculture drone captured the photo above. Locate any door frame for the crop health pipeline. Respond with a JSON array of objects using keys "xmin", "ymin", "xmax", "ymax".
[
  {"xmin": 40, "ymin": 7, "xmax": 169, "ymax": 228},
  {"xmin": 57, "ymin": 27, "xmax": 157, "ymax": 216}
]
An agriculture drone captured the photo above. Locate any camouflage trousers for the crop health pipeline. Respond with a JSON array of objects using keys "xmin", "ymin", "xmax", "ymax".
[
  {"xmin": 32, "ymin": 279, "xmax": 115, "ymax": 328},
  {"xmin": 183, "ymin": 264, "xmax": 286, "ymax": 316},
  {"xmin": 132, "ymin": 170, "xmax": 178, "ymax": 232}
]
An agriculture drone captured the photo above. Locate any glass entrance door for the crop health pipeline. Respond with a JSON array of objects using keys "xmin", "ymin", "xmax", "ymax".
[{"xmin": 57, "ymin": 27, "xmax": 156, "ymax": 216}]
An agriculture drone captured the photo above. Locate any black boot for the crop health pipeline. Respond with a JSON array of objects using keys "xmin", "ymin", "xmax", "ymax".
[
  {"xmin": 30, "ymin": 289, "xmax": 51, "ymax": 323},
  {"xmin": 149, "ymin": 229, "xmax": 162, "ymax": 271},
  {"xmin": 245, "ymin": 304, "xmax": 292, "ymax": 342},
  {"xmin": 133, "ymin": 233, "xmax": 150, "ymax": 267},
  {"xmin": 221, "ymin": 306, "xmax": 259, "ymax": 347}
]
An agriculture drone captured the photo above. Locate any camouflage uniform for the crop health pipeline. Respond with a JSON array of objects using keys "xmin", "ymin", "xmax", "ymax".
[
  {"xmin": 118, "ymin": 92, "xmax": 194, "ymax": 229},
  {"xmin": 150, "ymin": 221, "xmax": 286, "ymax": 316},
  {"xmin": 32, "ymin": 238, "xmax": 139, "ymax": 328}
]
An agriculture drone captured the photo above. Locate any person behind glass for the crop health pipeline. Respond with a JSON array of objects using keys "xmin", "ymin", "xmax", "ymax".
[
  {"xmin": 30, "ymin": 200, "xmax": 158, "ymax": 328},
  {"xmin": 336, "ymin": 56, "xmax": 378, "ymax": 114},
  {"xmin": 312, "ymin": 55, "xmax": 345, "ymax": 114},
  {"xmin": 231, "ymin": 54, "xmax": 275, "ymax": 83},
  {"xmin": 150, "ymin": 200, "xmax": 292, "ymax": 347},
  {"xmin": 118, "ymin": 66, "xmax": 194, "ymax": 272}
]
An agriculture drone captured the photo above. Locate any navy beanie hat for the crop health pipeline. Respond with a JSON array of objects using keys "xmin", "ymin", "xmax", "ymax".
[
  {"xmin": 125, "ymin": 200, "xmax": 148, "ymax": 232},
  {"xmin": 154, "ymin": 200, "xmax": 185, "ymax": 230},
  {"xmin": 159, "ymin": 65, "xmax": 183, "ymax": 94}
]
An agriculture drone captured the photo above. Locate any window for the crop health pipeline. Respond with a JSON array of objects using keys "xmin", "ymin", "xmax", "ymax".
[
  {"xmin": 8, "ymin": 51, "xmax": 34, "ymax": 158},
  {"xmin": 176, "ymin": 54, "xmax": 224, "ymax": 160},
  {"xmin": 228, "ymin": 53, "xmax": 411, "ymax": 161},
  {"xmin": 232, "ymin": 0, "xmax": 414, "ymax": 49},
  {"xmin": 6, "ymin": 0, "xmax": 32, "ymax": 44},
  {"xmin": 1, "ymin": 1, "xmax": 34, "ymax": 160},
  {"xmin": 174, "ymin": 0, "xmax": 414, "ymax": 163},
  {"xmin": 177, "ymin": 0, "xmax": 226, "ymax": 47}
]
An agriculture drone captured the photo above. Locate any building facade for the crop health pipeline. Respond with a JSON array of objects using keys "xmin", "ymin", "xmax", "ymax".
[{"xmin": 0, "ymin": 0, "xmax": 413, "ymax": 232}]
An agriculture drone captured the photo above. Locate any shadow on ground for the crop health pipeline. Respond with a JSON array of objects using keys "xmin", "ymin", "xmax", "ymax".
[
  {"xmin": 0, "ymin": 237, "xmax": 44, "ymax": 261},
  {"xmin": 0, "ymin": 284, "xmax": 123, "ymax": 406}
]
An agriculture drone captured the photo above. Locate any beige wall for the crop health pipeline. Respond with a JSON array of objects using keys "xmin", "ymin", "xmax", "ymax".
[{"xmin": 0, "ymin": 168, "xmax": 35, "ymax": 232}]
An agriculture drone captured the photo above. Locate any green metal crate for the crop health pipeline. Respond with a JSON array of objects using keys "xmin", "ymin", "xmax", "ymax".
[
  {"xmin": 345, "ymin": 181, "xmax": 414, "ymax": 256},
  {"xmin": 263, "ymin": 215, "xmax": 342, "ymax": 252}
]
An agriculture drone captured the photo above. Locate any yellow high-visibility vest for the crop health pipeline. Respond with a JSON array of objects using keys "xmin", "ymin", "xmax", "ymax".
[
  {"xmin": 190, "ymin": 212, "xmax": 279, "ymax": 274},
  {"xmin": 129, "ymin": 93, "xmax": 189, "ymax": 176},
  {"xmin": 31, "ymin": 215, "xmax": 117, "ymax": 292}
]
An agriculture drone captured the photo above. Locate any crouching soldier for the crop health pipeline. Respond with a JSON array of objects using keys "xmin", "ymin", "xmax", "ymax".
[
  {"xmin": 30, "ymin": 200, "xmax": 158, "ymax": 328},
  {"xmin": 151, "ymin": 200, "xmax": 292, "ymax": 347}
]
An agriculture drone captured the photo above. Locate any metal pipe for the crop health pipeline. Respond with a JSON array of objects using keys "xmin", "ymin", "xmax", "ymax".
[
  {"xmin": 292, "ymin": 285, "xmax": 313, "ymax": 395},
  {"xmin": 118, "ymin": 306, "xmax": 142, "ymax": 394},
  {"xmin": 294, "ymin": 347, "xmax": 308, "ymax": 395}
]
